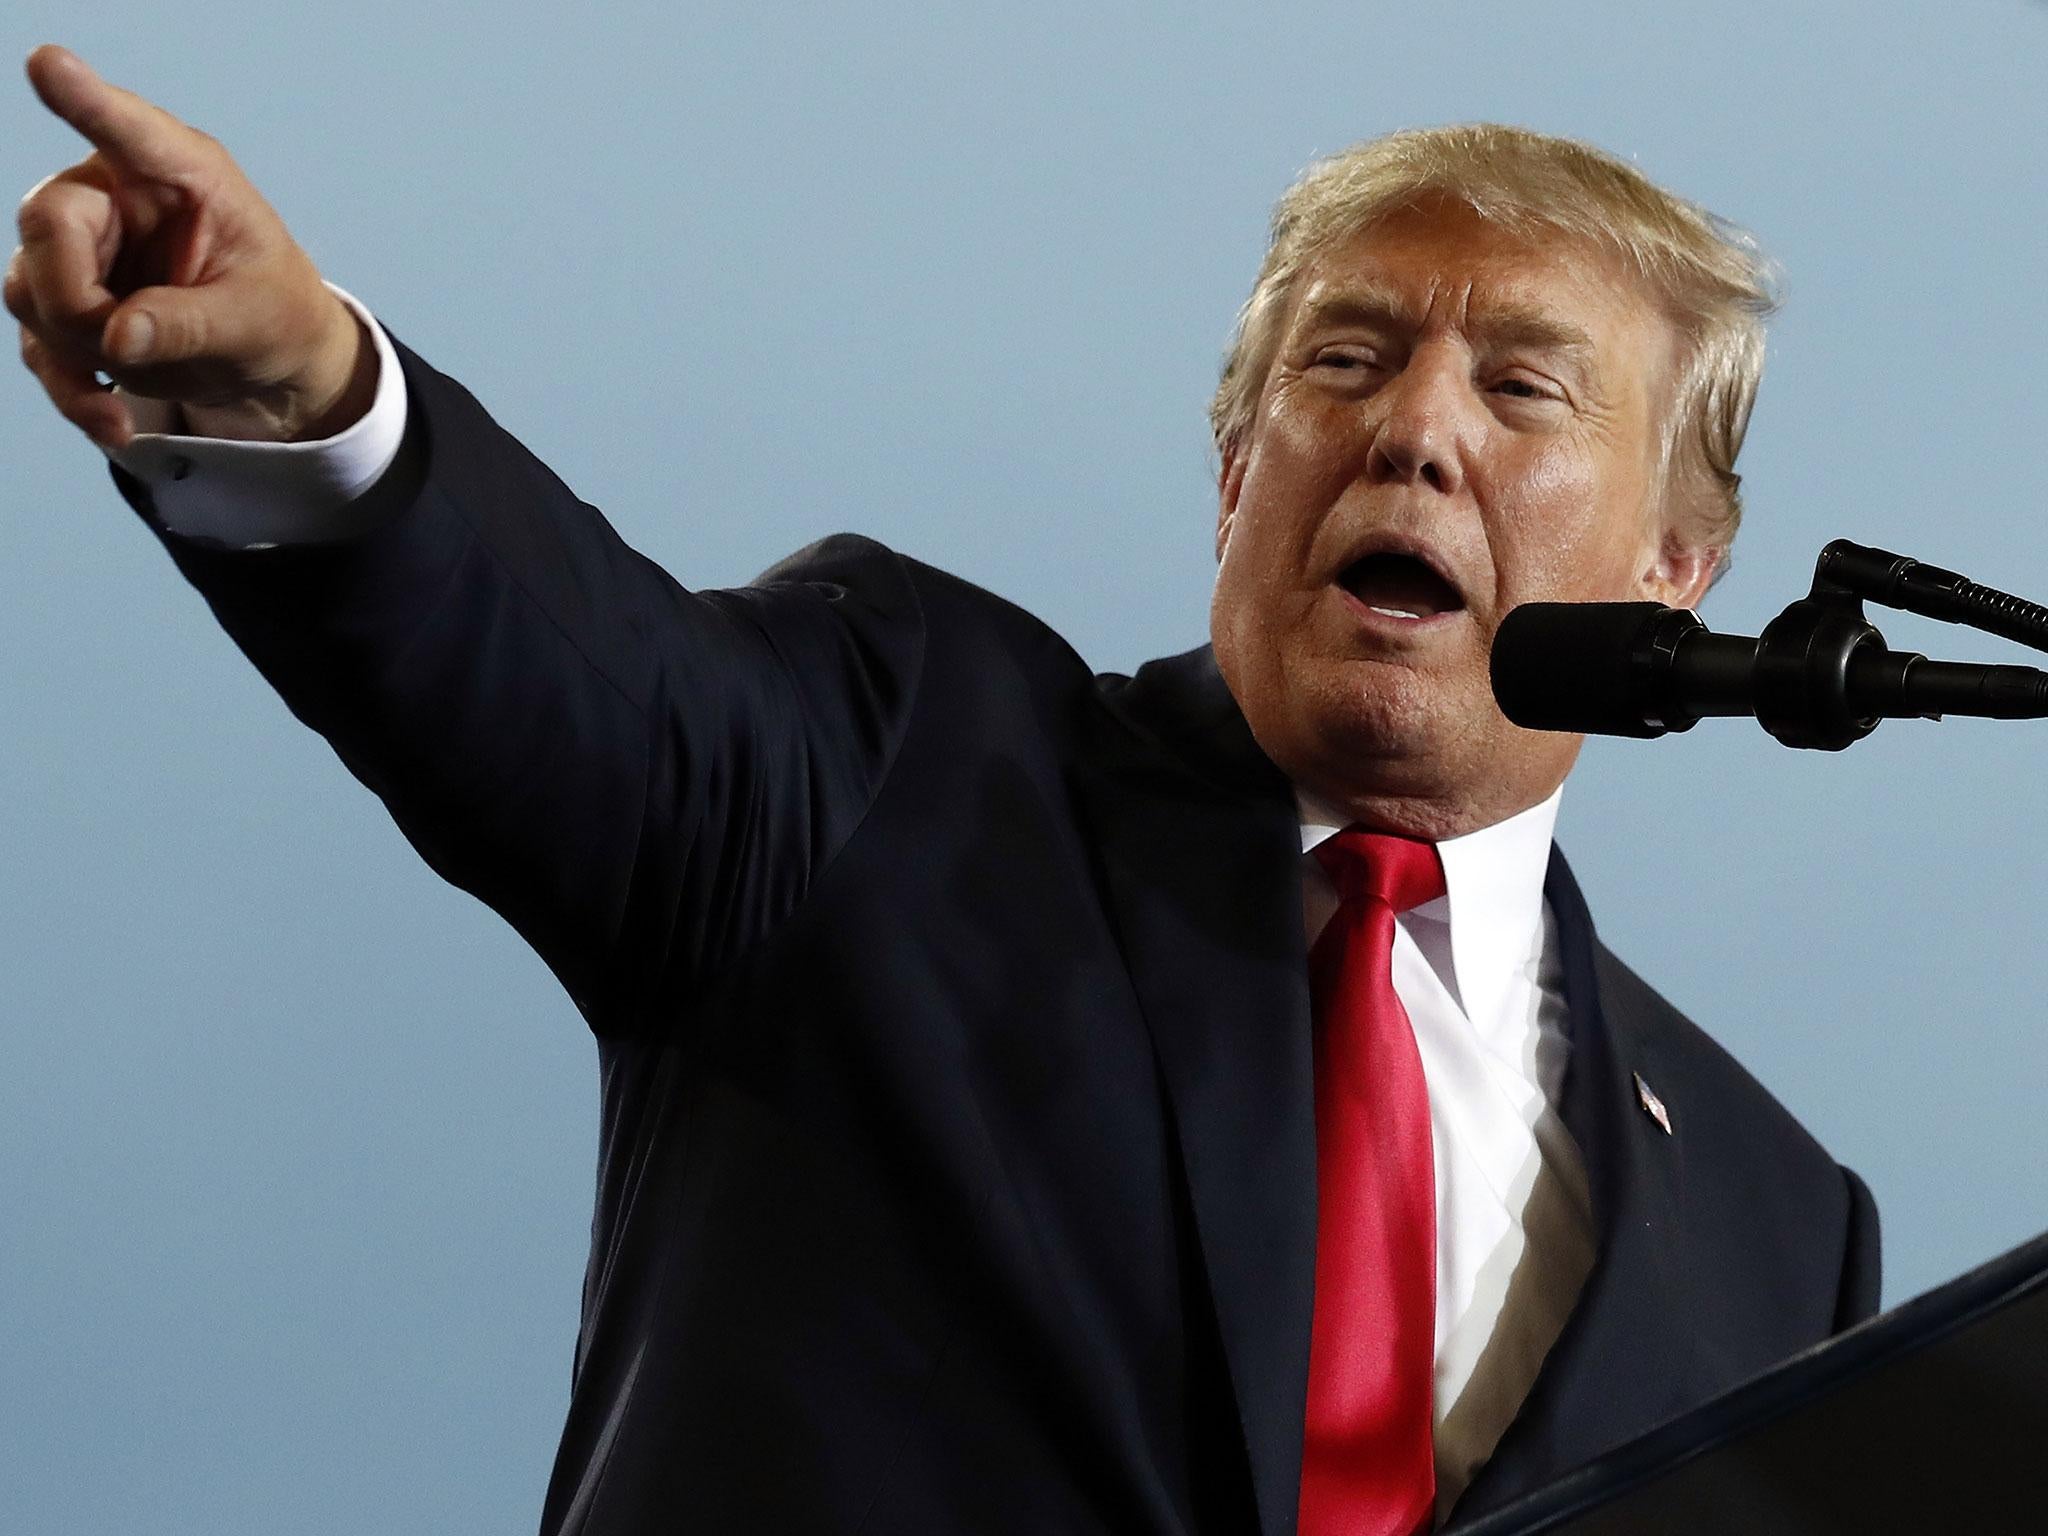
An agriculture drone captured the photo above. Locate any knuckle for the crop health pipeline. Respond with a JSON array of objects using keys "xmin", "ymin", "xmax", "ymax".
[
  {"xmin": 16, "ymin": 171, "xmax": 60, "ymax": 216},
  {"xmin": 185, "ymin": 122, "xmax": 230, "ymax": 161},
  {"xmin": 5, "ymin": 269, "xmax": 53, "ymax": 333},
  {"xmin": 18, "ymin": 167, "xmax": 75, "ymax": 212},
  {"xmin": 19, "ymin": 325, "xmax": 62, "ymax": 375},
  {"xmin": 15, "ymin": 196, "xmax": 54, "ymax": 242},
  {"xmin": 18, "ymin": 171, "xmax": 102, "ymax": 240},
  {"xmin": 172, "ymin": 125, "xmax": 224, "ymax": 173},
  {"xmin": 15, "ymin": 291, "xmax": 55, "ymax": 346}
]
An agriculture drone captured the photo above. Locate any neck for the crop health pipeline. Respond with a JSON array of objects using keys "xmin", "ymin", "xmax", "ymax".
[{"xmin": 1293, "ymin": 773, "xmax": 1568, "ymax": 842}]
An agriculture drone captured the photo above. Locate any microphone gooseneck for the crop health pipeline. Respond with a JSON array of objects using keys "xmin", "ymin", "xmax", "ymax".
[{"xmin": 1816, "ymin": 541, "xmax": 2048, "ymax": 654}]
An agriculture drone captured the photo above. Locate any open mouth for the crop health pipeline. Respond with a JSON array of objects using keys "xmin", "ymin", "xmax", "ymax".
[{"xmin": 1336, "ymin": 552, "xmax": 1464, "ymax": 620}]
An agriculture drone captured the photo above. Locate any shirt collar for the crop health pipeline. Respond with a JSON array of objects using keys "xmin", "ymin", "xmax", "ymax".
[{"xmin": 1296, "ymin": 787, "xmax": 1562, "ymax": 1030}]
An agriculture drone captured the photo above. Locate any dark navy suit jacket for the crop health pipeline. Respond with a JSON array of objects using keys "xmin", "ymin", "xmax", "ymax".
[{"xmin": 120, "ymin": 335, "xmax": 1880, "ymax": 1535}]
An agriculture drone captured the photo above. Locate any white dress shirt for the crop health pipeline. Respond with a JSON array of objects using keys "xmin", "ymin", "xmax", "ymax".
[{"xmin": 108, "ymin": 291, "xmax": 1595, "ymax": 1517}]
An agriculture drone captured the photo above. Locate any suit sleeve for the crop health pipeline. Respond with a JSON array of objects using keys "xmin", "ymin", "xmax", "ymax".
[
  {"xmin": 112, "ymin": 333, "xmax": 925, "ymax": 1035},
  {"xmin": 1833, "ymin": 1165, "xmax": 1883, "ymax": 1329}
]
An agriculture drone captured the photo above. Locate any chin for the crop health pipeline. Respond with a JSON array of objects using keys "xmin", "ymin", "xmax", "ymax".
[{"xmin": 1262, "ymin": 658, "xmax": 1467, "ymax": 794}]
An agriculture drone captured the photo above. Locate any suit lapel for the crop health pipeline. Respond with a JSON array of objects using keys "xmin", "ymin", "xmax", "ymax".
[
  {"xmin": 1075, "ymin": 647, "xmax": 1317, "ymax": 1536},
  {"xmin": 1449, "ymin": 849, "xmax": 1697, "ymax": 1524}
]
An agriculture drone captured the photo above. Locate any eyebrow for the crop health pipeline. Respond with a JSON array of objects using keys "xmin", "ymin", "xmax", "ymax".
[{"xmin": 1292, "ymin": 286, "xmax": 1600, "ymax": 368}]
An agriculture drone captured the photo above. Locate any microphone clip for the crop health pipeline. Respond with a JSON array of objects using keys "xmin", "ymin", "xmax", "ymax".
[
  {"xmin": 1752, "ymin": 579, "xmax": 1890, "ymax": 752},
  {"xmin": 1749, "ymin": 540, "xmax": 2048, "ymax": 749}
]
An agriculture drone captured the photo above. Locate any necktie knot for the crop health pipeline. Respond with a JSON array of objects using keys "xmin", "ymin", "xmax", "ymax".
[{"xmin": 1315, "ymin": 829, "xmax": 1446, "ymax": 915}]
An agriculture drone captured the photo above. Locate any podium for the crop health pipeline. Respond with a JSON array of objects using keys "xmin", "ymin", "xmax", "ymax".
[{"xmin": 1451, "ymin": 1229, "xmax": 2048, "ymax": 1533}]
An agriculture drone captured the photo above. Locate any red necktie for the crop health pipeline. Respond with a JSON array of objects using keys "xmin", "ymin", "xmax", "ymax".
[{"xmin": 1297, "ymin": 830, "xmax": 1446, "ymax": 1536}]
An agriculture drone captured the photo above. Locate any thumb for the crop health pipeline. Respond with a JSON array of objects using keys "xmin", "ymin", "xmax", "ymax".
[
  {"xmin": 101, "ymin": 288, "xmax": 183, "ymax": 368},
  {"xmin": 100, "ymin": 272, "xmax": 342, "ymax": 412},
  {"xmin": 100, "ymin": 283, "xmax": 245, "ymax": 369}
]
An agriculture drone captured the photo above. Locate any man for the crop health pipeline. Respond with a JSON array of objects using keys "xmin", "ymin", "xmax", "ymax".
[{"xmin": 12, "ymin": 45, "xmax": 1877, "ymax": 1536}]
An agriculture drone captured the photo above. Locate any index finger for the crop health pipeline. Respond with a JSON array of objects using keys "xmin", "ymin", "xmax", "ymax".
[{"xmin": 25, "ymin": 45, "xmax": 204, "ymax": 180}]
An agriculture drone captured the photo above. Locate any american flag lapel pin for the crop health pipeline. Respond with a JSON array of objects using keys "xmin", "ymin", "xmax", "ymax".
[{"xmin": 1633, "ymin": 1072, "xmax": 1673, "ymax": 1136}]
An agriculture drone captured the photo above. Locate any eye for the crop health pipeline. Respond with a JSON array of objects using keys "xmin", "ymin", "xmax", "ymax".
[
  {"xmin": 1310, "ymin": 346, "xmax": 1378, "ymax": 372},
  {"xmin": 1491, "ymin": 376, "xmax": 1556, "ymax": 401}
]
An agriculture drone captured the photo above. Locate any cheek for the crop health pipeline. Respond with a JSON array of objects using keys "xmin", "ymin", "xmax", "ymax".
[
  {"xmin": 1230, "ymin": 424, "xmax": 1345, "ymax": 577},
  {"xmin": 1252, "ymin": 389, "xmax": 1362, "ymax": 496},
  {"xmin": 1486, "ymin": 447, "xmax": 1651, "ymax": 600}
]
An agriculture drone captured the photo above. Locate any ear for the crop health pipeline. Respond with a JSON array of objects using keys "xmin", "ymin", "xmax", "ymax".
[
  {"xmin": 1215, "ymin": 441, "xmax": 1247, "ymax": 564},
  {"xmin": 1637, "ymin": 524, "xmax": 1722, "ymax": 611}
]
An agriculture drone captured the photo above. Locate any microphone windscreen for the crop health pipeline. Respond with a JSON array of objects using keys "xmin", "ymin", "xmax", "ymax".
[{"xmin": 1490, "ymin": 602, "xmax": 1670, "ymax": 736}]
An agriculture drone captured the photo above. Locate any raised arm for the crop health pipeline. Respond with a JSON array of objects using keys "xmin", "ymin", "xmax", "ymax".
[{"xmin": 12, "ymin": 48, "xmax": 927, "ymax": 1033}]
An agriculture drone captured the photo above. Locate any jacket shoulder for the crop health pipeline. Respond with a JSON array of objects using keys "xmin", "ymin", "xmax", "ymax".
[
  {"xmin": 758, "ymin": 533, "xmax": 1075, "ymax": 642},
  {"xmin": 762, "ymin": 533, "xmax": 1103, "ymax": 698}
]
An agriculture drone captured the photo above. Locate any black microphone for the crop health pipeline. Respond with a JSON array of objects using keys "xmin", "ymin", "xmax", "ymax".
[{"xmin": 1491, "ymin": 601, "xmax": 2048, "ymax": 749}]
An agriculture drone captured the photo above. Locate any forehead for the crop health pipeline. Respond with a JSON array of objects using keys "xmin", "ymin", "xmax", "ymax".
[{"xmin": 1286, "ymin": 199, "xmax": 1669, "ymax": 369}]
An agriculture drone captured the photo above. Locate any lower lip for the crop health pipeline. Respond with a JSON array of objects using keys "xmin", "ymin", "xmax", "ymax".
[{"xmin": 1333, "ymin": 584, "xmax": 1465, "ymax": 634}]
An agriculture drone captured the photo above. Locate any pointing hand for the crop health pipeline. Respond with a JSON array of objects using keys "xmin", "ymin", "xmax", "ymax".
[{"xmin": 8, "ymin": 45, "xmax": 373, "ymax": 449}]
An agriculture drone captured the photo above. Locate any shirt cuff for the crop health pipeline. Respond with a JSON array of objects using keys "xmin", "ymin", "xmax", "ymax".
[{"xmin": 105, "ymin": 283, "xmax": 410, "ymax": 549}]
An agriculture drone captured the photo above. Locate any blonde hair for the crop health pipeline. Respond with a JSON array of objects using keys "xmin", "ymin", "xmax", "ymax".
[{"xmin": 1210, "ymin": 125, "xmax": 1778, "ymax": 561}]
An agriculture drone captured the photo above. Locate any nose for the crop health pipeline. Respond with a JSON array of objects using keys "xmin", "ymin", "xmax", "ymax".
[{"xmin": 1364, "ymin": 351, "xmax": 1467, "ymax": 496}]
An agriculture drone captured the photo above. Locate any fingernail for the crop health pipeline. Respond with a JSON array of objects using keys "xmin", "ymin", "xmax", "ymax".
[{"xmin": 115, "ymin": 311, "xmax": 154, "ymax": 364}]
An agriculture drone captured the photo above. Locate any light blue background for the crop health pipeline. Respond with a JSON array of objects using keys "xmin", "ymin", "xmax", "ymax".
[{"xmin": 5, "ymin": 3, "xmax": 2045, "ymax": 1530}]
